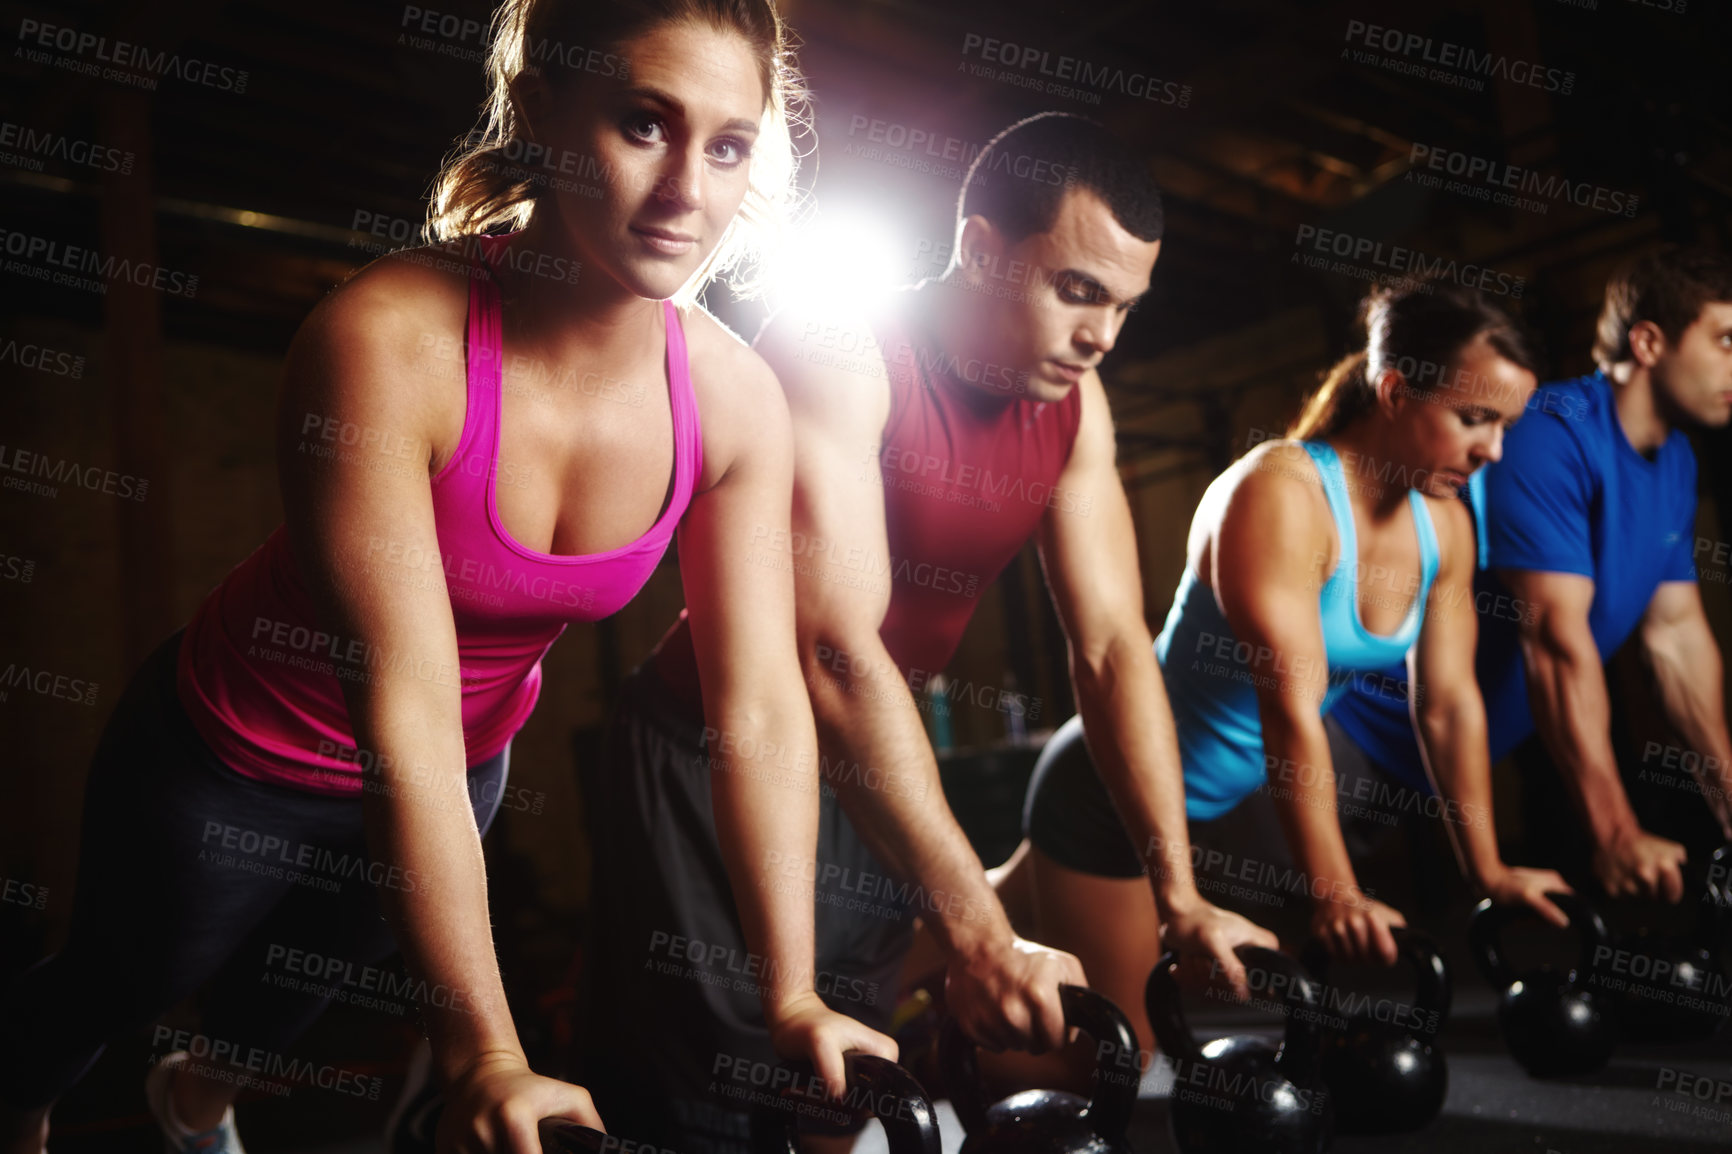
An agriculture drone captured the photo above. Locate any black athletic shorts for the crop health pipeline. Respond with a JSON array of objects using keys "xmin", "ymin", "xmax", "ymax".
[
  {"xmin": 1022, "ymin": 712, "xmax": 1417, "ymax": 929},
  {"xmin": 574, "ymin": 662, "xmax": 914, "ymax": 1152}
]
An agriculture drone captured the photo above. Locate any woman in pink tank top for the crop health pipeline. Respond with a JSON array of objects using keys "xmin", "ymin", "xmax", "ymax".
[{"xmin": 0, "ymin": 2, "xmax": 894, "ymax": 1151}]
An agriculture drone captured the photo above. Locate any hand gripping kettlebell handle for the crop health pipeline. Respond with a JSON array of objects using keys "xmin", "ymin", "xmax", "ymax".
[
  {"xmin": 1300, "ymin": 927, "xmax": 1451, "ymax": 1042},
  {"xmin": 937, "ymin": 984, "xmax": 1138, "ymax": 1140},
  {"xmin": 1470, "ymin": 890, "xmax": 1608, "ymax": 989},
  {"xmin": 1146, "ymin": 947, "xmax": 1326, "ymax": 1081},
  {"xmin": 537, "ymin": 1121, "xmax": 609, "ymax": 1154},
  {"xmin": 746, "ymin": 1052, "xmax": 940, "ymax": 1154}
]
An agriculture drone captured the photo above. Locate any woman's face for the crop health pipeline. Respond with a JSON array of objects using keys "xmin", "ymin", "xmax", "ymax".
[
  {"xmin": 529, "ymin": 21, "xmax": 766, "ymax": 301},
  {"xmin": 1384, "ymin": 330, "xmax": 1536, "ymax": 499}
]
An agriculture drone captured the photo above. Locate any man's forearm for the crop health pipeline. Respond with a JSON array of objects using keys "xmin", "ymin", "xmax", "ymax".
[
  {"xmin": 804, "ymin": 641, "xmax": 1015, "ymax": 960},
  {"xmin": 1523, "ymin": 638, "xmax": 1639, "ymax": 844},
  {"xmin": 1071, "ymin": 635, "xmax": 1203, "ymax": 916},
  {"xmin": 1646, "ymin": 624, "xmax": 1732, "ymax": 831}
]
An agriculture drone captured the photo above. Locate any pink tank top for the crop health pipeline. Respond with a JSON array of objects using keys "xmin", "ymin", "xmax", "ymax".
[{"xmin": 177, "ymin": 234, "xmax": 704, "ymax": 794}]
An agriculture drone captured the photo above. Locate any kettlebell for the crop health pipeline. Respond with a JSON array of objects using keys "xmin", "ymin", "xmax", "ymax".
[
  {"xmin": 1470, "ymin": 890, "xmax": 1617, "ymax": 1077},
  {"xmin": 1146, "ymin": 947, "xmax": 1333, "ymax": 1154},
  {"xmin": 1608, "ymin": 840, "xmax": 1732, "ymax": 1041},
  {"xmin": 538, "ymin": 1121, "xmax": 614, "ymax": 1154},
  {"xmin": 937, "ymin": 984, "xmax": 1138, "ymax": 1154},
  {"xmin": 748, "ymin": 1051, "xmax": 940, "ymax": 1154},
  {"xmin": 1300, "ymin": 927, "xmax": 1450, "ymax": 1134}
]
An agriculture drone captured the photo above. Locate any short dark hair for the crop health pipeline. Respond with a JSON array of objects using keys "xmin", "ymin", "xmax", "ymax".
[
  {"xmin": 957, "ymin": 112, "xmax": 1163, "ymax": 244},
  {"xmin": 1594, "ymin": 245, "xmax": 1732, "ymax": 371}
]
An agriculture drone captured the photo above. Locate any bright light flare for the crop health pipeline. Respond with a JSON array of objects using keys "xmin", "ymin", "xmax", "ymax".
[{"xmin": 768, "ymin": 206, "xmax": 909, "ymax": 311}]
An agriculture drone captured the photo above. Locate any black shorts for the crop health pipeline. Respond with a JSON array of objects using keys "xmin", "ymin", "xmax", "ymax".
[
  {"xmin": 574, "ymin": 663, "xmax": 913, "ymax": 1151},
  {"xmin": 1022, "ymin": 712, "xmax": 1418, "ymax": 926}
]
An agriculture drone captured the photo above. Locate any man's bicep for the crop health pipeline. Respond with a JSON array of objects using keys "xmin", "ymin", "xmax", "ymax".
[
  {"xmin": 785, "ymin": 417, "xmax": 896, "ymax": 643},
  {"xmin": 752, "ymin": 305, "xmax": 897, "ymax": 641},
  {"xmin": 1498, "ymin": 569, "xmax": 1596, "ymax": 647},
  {"xmin": 1038, "ymin": 376, "xmax": 1144, "ymax": 645},
  {"xmin": 1644, "ymin": 579, "xmax": 1707, "ymax": 632}
]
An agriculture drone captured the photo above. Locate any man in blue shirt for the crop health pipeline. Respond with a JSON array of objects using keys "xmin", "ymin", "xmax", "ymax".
[{"xmin": 1330, "ymin": 246, "xmax": 1732, "ymax": 901}]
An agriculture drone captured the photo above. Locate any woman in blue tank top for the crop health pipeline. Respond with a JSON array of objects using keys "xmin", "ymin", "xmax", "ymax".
[{"xmin": 1010, "ymin": 285, "xmax": 1571, "ymax": 1055}]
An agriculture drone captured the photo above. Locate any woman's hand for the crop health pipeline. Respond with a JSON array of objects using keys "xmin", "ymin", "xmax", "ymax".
[
  {"xmin": 1310, "ymin": 890, "xmax": 1407, "ymax": 966},
  {"xmin": 1161, "ymin": 894, "xmax": 1280, "ymax": 1000},
  {"xmin": 436, "ymin": 1051, "xmax": 603, "ymax": 1154},
  {"xmin": 1481, "ymin": 864, "xmax": 1573, "ymax": 926},
  {"xmin": 766, "ymin": 991, "xmax": 899, "ymax": 1101}
]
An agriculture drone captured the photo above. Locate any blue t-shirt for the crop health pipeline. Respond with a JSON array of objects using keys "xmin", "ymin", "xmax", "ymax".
[{"xmin": 1328, "ymin": 372, "xmax": 1698, "ymax": 791}]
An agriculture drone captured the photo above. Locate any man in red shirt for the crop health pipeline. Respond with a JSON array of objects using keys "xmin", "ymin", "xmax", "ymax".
[{"xmin": 576, "ymin": 113, "xmax": 1276, "ymax": 1146}]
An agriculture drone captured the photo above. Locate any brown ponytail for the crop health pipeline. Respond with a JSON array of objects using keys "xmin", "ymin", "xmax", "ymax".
[
  {"xmin": 1284, "ymin": 282, "xmax": 1544, "ymax": 443},
  {"xmin": 1287, "ymin": 349, "xmax": 1371, "ymax": 441}
]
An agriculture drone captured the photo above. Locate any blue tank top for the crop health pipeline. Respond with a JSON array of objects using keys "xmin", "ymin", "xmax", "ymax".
[
  {"xmin": 1327, "ymin": 372, "xmax": 1699, "ymax": 793},
  {"xmin": 1155, "ymin": 441, "xmax": 1441, "ymax": 819}
]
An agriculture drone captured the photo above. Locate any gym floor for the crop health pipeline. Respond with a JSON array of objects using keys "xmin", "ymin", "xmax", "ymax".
[{"xmin": 31, "ymin": 919, "xmax": 1730, "ymax": 1152}]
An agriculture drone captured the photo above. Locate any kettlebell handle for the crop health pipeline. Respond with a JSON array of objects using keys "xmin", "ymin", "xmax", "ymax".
[
  {"xmin": 537, "ymin": 1121, "xmax": 608, "ymax": 1154},
  {"xmin": 936, "ymin": 984, "xmax": 1139, "ymax": 1140},
  {"xmin": 746, "ymin": 1052, "xmax": 940, "ymax": 1154},
  {"xmin": 1299, "ymin": 927, "xmax": 1452, "ymax": 1041},
  {"xmin": 1470, "ymin": 890, "xmax": 1608, "ymax": 989},
  {"xmin": 1696, "ymin": 843, "xmax": 1732, "ymax": 951},
  {"xmin": 1145, "ymin": 946, "xmax": 1326, "ymax": 1082}
]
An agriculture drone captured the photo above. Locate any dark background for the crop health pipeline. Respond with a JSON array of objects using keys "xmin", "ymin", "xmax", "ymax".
[{"xmin": 3, "ymin": 0, "xmax": 1730, "ymax": 1148}]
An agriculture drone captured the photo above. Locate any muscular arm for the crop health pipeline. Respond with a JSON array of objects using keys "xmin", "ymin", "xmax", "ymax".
[
  {"xmin": 1503, "ymin": 568, "xmax": 1687, "ymax": 899},
  {"xmin": 279, "ymin": 265, "xmax": 597, "ymax": 1143},
  {"xmin": 753, "ymin": 309, "xmax": 1080, "ymax": 1052},
  {"xmin": 1037, "ymin": 372, "xmax": 1276, "ymax": 983},
  {"xmin": 1639, "ymin": 581, "xmax": 1732, "ymax": 837},
  {"xmin": 1212, "ymin": 447, "xmax": 1399, "ymax": 962},
  {"xmin": 678, "ymin": 328, "xmax": 894, "ymax": 1091},
  {"xmin": 1410, "ymin": 500, "xmax": 1568, "ymax": 921}
]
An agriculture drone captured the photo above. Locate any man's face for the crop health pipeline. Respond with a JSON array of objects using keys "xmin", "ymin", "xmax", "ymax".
[
  {"xmin": 1652, "ymin": 301, "xmax": 1732, "ymax": 429},
  {"xmin": 955, "ymin": 188, "xmax": 1160, "ymax": 404}
]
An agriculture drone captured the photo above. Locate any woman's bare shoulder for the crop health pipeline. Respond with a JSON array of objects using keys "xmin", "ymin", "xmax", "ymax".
[
  {"xmin": 279, "ymin": 250, "xmax": 476, "ymax": 452},
  {"xmin": 299, "ymin": 250, "xmax": 472, "ymax": 360}
]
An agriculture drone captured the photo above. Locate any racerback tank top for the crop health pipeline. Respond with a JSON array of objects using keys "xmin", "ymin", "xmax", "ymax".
[
  {"xmin": 1155, "ymin": 441, "xmax": 1440, "ymax": 819},
  {"xmin": 177, "ymin": 233, "xmax": 704, "ymax": 793}
]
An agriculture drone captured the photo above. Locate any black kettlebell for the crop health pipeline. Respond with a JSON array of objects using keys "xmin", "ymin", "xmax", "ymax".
[
  {"xmin": 747, "ymin": 1051, "xmax": 940, "ymax": 1154},
  {"xmin": 538, "ymin": 1121, "xmax": 615, "ymax": 1154},
  {"xmin": 1300, "ymin": 927, "xmax": 1450, "ymax": 1134},
  {"xmin": 1146, "ymin": 947, "xmax": 1333, "ymax": 1154},
  {"xmin": 1470, "ymin": 890, "xmax": 1617, "ymax": 1077},
  {"xmin": 1608, "ymin": 841, "xmax": 1732, "ymax": 1041},
  {"xmin": 937, "ymin": 984, "xmax": 1138, "ymax": 1154}
]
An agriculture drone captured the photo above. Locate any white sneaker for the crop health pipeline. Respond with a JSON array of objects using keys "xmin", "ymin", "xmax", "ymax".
[{"xmin": 144, "ymin": 1051, "xmax": 250, "ymax": 1154}]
